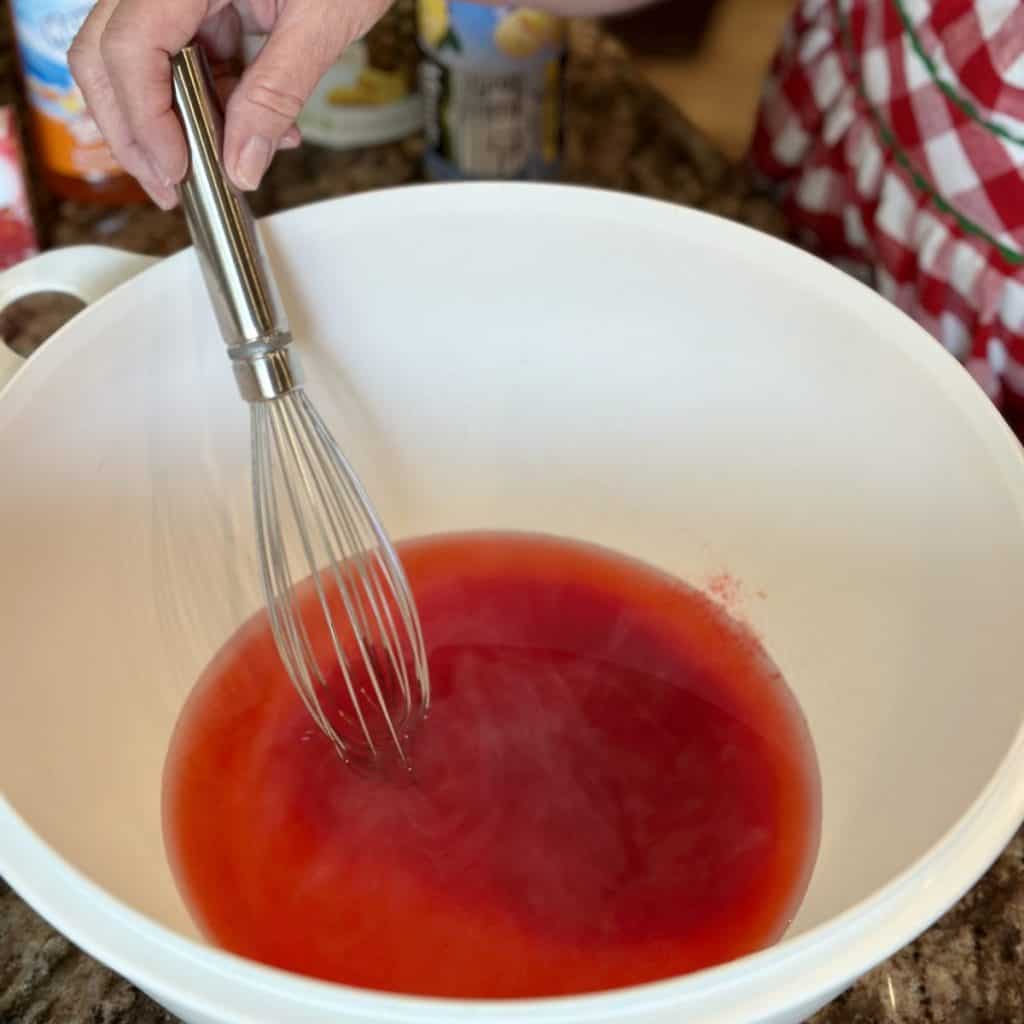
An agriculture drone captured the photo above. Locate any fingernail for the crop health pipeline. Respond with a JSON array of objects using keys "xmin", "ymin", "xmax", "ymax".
[
  {"xmin": 279, "ymin": 126, "xmax": 302, "ymax": 150},
  {"xmin": 128, "ymin": 146, "xmax": 176, "ymax": 210},
  {"xmin": 150, "ymin": 188, "xmax": 178, "ymax": 212},
  {"xmin": 235, "ymin": 135, "xmax": 272, "ymax": 191},
  {"xmin": 143, "ymin": 149, "xmax": 173, "ymax": 190}
]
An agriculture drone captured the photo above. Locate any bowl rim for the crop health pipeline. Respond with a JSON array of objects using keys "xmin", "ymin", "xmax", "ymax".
[{"xmin": 2, "ymin": 181, "xmax": 1023, "ymax": 1023}]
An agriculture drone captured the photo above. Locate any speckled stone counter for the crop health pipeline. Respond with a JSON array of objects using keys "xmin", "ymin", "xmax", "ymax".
[{"xmin": 0, "ymin": 19, "xmax": 1021, "ymax": 1024}]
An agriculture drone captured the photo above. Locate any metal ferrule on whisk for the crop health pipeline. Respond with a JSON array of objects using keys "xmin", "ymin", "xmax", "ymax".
[{"xmin": 171, "ymin": 46, "xmax": 301, "ymax": 403}]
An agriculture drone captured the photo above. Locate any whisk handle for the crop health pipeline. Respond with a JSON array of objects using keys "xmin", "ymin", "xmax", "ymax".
[{"xmin": 171, "ymin": 45, "xmax": 300, "ymax": 402}]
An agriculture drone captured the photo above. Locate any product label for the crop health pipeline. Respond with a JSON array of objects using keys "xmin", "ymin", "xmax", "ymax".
[
  {"xmin": 11, "ymin": 0, "xmax": 123, "ymax": 181},
  {"xmin": 417, "ymin": 1, "xmax": 565, "ymax": 180},
  {"xmin": 0, "ymin": 108, "xmax": 39, "ymax": 269}
]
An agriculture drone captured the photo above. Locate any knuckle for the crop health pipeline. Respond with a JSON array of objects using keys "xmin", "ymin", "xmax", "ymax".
[
  {"xmin": 97, "ymin": 33, "xmax": 117, "ymax": 70},
  {"xmin": 67, "ymin": 33, "xmax": 101, "ymax": 88},
  {"xmin": 66, "ymin": 35, "xmax": 87, "ymax": 76},
  {"xmin": 98, "ymin": 20, "xmax": 135, "ymax": 69},
  {"xmin": 240, "ymin": 78, "xmax": 306, "ymax": 122}
]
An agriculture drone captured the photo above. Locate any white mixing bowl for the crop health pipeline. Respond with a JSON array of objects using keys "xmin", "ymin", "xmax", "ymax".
[{"xmin": 0, "ymin": 184, "xmax": 1022, "ymax": 1024}]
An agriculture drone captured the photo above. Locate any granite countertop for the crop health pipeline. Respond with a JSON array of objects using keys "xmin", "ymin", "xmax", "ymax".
[{"xmin": 1, "ymin": 20, "xmax": 1022, "ymax": 1024}]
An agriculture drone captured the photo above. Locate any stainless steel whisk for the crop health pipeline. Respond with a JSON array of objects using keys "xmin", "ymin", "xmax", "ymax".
[{"xmin": 170, "ymin": 45, "xmax": 429, "ymax": 768}]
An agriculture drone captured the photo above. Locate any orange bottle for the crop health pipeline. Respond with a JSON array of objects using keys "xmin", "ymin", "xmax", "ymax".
[{"xmin": 10, "ymin": 0, "xmax": 145, "ymax": 205}]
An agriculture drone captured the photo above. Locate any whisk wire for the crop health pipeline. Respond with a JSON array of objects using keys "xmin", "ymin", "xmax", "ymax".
[
  {"xmin": 257, "ymin": 402, "xmax": 352, "ymax": 748},
  {"xmin": 303, "ymin": 394, "xmax": 431, "ymax": 714},
  {"xmin": 264, "ymin": 396, "xmax": 380, "ymax": 757},
  {"xmin": 276, "ymin": 393, "xmax": 403, "ymax": 759},
  {"xmin": 289, "ymin": 396, "xmax": 416, "ymax": 726},
  {"xmin": 254, "ymin": 408, "xmax": 339, "ymax": 745},
  {"xmin": 251, "ymin": 391, "xmax": 428, "ymax": 766}
]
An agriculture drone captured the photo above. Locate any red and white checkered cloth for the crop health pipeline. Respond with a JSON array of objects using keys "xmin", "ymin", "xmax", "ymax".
[{"xmin": 750, "ymin": 0, "xmax": 1024, "ymax": 431}]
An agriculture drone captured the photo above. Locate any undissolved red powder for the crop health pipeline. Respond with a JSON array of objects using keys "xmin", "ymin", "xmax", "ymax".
[{"xmin": 163, "ymin": 531, "xmax": 820, "ymax": 998}]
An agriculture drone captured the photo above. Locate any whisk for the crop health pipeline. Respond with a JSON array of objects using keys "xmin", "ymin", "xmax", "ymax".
[{"xmin": 170, "ymin": 45, "xmax": 429, "ymax": 768}]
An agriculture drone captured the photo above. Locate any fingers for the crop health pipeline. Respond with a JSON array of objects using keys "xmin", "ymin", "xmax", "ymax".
[
  {"xmin": 97, "ymin": 0, "xmax": 222, "ymax": 191},
  {"xmin": 69, "ymin": 0, "xmax": 321, "ymax": 208},
  {"xmin": 69, "ymin": 0, "xmax": 178, "ymax": 208},
  {"xmin": 212, "ymin": 68, "xmax": 304, "ymax": 149},
  {"xmin": 198, "ymin": 6, "xmax": 243, "ymax": 62},
  {"xmin": 223, "ymin": 0, "xmax": 389, "ymax": 191}
]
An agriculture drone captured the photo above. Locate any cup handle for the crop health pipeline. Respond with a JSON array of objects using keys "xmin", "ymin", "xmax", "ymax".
[{"xmin": 0, "ymin": 245, "xmax": 158, "ymax": 392}]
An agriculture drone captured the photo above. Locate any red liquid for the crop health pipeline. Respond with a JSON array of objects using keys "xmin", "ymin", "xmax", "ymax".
[{"xmin": 163, "ymin": 532, "xmax": 820, "ymax": 998}]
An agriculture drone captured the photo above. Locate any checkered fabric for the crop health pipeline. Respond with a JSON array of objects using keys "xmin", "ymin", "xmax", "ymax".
[{"xmin": 750, "ymin": 0, "xmax": 1024, "ymax": 425}]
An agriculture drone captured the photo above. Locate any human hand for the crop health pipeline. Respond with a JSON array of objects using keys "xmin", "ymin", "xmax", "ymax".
[{"xmin": 69, "ymin": 0, "xmax": 392, "ymax": 209}]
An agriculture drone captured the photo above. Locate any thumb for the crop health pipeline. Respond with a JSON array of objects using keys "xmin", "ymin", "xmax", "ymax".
[{"xmin": 224, "ymin": 0, "xmax": 388, "ymax": 191}]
